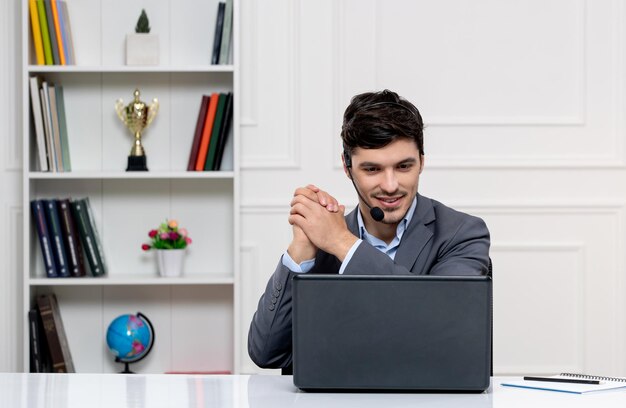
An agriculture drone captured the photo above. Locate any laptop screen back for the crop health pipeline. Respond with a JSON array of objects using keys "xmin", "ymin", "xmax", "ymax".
[{"xmin": 292, "ymin": 274, "xmax": 492, "ymax": 391}]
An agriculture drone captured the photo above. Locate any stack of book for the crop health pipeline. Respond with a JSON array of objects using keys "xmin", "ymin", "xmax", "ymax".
[
  {"xmin": 29, "ymin": 293, "xmax": 74, "ymax": 373},
  {"xmin": 187, "ymin": 93, "xmax": 234, "ymax": 171},
  {"xmin": 211, "ymin": 0, "xmax": 234, "ymax": 65},
  {"xmin": 29, "ymin": 76, "xmax": 71, "ymax": 172},
  {"xmin": 28, "ymin": 0, "xmax": 76, "ymax": 65},
  {"xmin": 31, "ymin": 197, "xmax": 107, "ymax": 278}
]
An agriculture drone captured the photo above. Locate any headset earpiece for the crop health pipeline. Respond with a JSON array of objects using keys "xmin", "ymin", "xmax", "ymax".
[{"xmin": 343, "ymin": 151, "xmax": 352, "ymax": 169}]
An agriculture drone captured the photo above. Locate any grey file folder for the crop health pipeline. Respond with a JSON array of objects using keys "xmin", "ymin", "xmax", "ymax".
[{"xmin": 292, "ymin": 274, "xmax": 492, "ymax": 392}]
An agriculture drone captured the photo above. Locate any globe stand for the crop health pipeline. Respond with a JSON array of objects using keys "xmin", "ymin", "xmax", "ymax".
[{"xmin": 110, "ymin": 312, "xmax": 155, "ymax": 374}]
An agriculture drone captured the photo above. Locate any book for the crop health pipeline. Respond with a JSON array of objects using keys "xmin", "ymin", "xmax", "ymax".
[
  {"xmin": 218, "ymin": 0, "xmax": 234, "ymax": 65},
  {"xmin": 36, "ymin": 294, "xmax": 75, "ymax": 373},
  {"xmin": 187, "ymin": 95, "xmax": 210, "ymax": 171},
  {"xmin": 40, "ymin": 82, "xmax": 57, "ymax": 171},
  {"xmin": 49, "ymin": 0, "xmax": 66, "ymax": 65},
  {"xmin": 195, "ymin": 93, "xmax": 219, "ymax": 171},
  {"xmin": 501, "ymin": 373, "xmax": 626, "ymax": 394},
  {"xmin": 28, "ymin": 0, "xmax": 45, "ymax": 65},
  {"xmin": 48, "ymin": 85, "xmax": 64, "ymax": 171},
  {"xmin": 29, "ymin": 76, "xmax": 49, "ymax": 171},
  {"xmin": 70, "ymin": 198, "xmax": 106, "ymax": 276},
  {"xmin": 55, "ymin": 85, "xmax": 71, "ymax": 171},
  {"xmin": 59, "ymin": 1, "xmax": 75, "ymax": 64},
  {"xmin": 44, "ymin": 0, "xmax": 60, "ymax": 65},
  {"xmin": 30, "ymin": 200, "xmax": 57, "ymax": 277},
  {"xmin": 42, "ymin": 199, "xmax": 70, "ymax": 277},
  {"xmin": 204, "ymin": 93, "xmax": 227, "ymax": 170},
  {"xmin": 28, "ymin": 308, "xmax": 51, "ymax": 372},
  {"xmin": 35, "ymin": 0, "xmax": 53, "ymax": 65},
  {"xmin": 83, "ymin": 197, "xmax": 107, "ymax": 276},
  {"xmin": 211, "ymin": 2, "xmax": 226, "ymax": 64},
  {"xmin": 55, "ymin": 0, "xmax": 70, "ymax": 64},
  {"xmin": 57, "ymin": 198, "xmax": 86, "ymax": 277},
  {"xmin": 213, "ymin": 93, "xmax": 233, "ymax": 170}
]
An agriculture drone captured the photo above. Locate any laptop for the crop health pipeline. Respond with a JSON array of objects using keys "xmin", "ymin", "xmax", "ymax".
[{"xmin": 292, "ymin": 274, "xmax": 492, "ymax": 392}]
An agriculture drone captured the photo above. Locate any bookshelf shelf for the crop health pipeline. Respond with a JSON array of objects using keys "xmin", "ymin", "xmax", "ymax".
[
  {"xmin": 28, "ymin": 274, "xmax": 235, "ymax": 286},
  {"xmin": 22, "ymin": 0, "xmax": 239, "ymax": 375},
  {"xmin": 28, "ymin": 171, "xmax": 236, "ymax": 180},
  {"xmin": 28, "ymin": 65, "xmax": 235, "ymax": 74}
]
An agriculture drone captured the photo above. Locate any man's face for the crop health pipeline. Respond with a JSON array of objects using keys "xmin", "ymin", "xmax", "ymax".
[{"xmin": 345, "ymin": 138, "xmax": 424, "ymax": 226}]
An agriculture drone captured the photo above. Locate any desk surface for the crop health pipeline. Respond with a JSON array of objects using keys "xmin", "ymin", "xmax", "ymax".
[{"xmin": 1, "ymin": 374, "xmax": 626, "ymax": 407}]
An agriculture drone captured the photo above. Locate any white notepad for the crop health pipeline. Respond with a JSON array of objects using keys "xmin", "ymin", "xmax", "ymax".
[{"xmin": 502, "ymin": 373, "xmax": 626, "ymax": 394}]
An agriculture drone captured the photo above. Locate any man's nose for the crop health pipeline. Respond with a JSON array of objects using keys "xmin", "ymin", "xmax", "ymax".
[{"xmin": 380, "ymin": 169, "xmax": 399, "ymax": 193}]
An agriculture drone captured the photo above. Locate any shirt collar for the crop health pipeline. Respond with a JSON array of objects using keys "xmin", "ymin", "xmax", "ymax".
[{"xmin": 357, "ymin": 196, "xmax": 418, "ymax": 242}]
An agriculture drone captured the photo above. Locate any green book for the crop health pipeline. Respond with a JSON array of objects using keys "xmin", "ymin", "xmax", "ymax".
[
  {"xmin": 56, "ymin": 86, "xmax": 71, "ymax": 171},
  {"xmin": 70, "ymin": 198, "xmax": 106, "ymax": 276},
  {"xmin": 36, "ymin": 0, "xmax": 53, "ymax": 65},
  {"xmin": 204, "ymin": 93, "xmax": 227, "ymax": 170}
]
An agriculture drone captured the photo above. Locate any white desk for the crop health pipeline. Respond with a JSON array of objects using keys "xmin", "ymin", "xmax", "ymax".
[{"xmin": 1, "ymin": 374, "xmax": 625, "ymax": 407}]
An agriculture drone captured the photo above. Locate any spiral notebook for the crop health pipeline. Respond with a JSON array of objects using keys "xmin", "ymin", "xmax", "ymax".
[{"xmin": 502, "ymin": 373, "xmax": 626, "ymax": 394}]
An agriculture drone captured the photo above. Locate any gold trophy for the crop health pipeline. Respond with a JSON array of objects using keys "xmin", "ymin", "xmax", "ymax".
[{"xmin": 115, "ymin": 89, "xmax": 159, "ymax": 171}]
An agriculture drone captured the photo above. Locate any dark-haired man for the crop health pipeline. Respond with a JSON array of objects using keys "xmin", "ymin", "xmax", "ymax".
[{"xmin": 248, "ymin": 90, "xmax": 491, "ymax": 370}]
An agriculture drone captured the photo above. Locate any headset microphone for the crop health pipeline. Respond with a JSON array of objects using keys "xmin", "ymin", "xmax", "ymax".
[{"xmin": 343, "ymin": 151, "xmax": 385, "ymax": 222}]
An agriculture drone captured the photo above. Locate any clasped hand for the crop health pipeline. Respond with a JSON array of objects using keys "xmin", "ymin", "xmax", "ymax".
[{"xmin": 287, "ymin": 185, "xmax": 357, "ymax": 262}]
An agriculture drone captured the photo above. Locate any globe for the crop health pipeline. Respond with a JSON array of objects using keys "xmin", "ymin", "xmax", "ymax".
[{"xmin": 106, "ymin": 312, "xmax": 154, "ymax": 373}]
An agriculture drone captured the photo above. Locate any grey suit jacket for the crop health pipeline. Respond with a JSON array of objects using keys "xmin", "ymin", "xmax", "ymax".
[{"xmin": 247, "ymin": 193, "xmax": 490, "ymax": 369}]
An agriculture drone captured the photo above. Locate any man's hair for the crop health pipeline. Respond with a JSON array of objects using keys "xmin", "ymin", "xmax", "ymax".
[{"xmin": 341, "ymin": 89, "xmax": 424, "ymax": 157}]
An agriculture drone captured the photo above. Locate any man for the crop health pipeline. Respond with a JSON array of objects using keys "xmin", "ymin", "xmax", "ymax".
[{"xmin": 248, "ymin": 89, "xmax": 490, "ymax": 371}]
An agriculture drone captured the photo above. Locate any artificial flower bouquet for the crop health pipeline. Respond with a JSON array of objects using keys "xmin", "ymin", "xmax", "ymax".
[{"xmin": 142, "ymin": 219, "xmax": 192, "ymax": 251}]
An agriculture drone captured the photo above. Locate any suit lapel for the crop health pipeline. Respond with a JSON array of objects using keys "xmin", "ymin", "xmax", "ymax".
[{"xmin": 394, "ymin": 194, "xmax": 435, "ymax": 271}]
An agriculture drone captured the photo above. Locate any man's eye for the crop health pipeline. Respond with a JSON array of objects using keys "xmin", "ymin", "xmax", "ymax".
[
  {"xmin": 398, "ymin": 163, "xmax": 413, "ymax": 170},
  {"xmin": 363, "ymin": 167, "xmax": 378, "ymax": 173}
]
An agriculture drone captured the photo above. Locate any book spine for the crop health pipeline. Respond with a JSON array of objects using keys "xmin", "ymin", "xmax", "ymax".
[
  {"xmin": 48, "ymin": 85, "xmax": 64, "ymax": 172},
  {"xmin": 57, "ymin": 198, "xmax": 86, "ymax": 277},
  {"xmin": 211, "ymin": 2, "xmax": 226, "ymax": 64},
  {"xmin": 29, "ymin": 76, "xmax": 49, "ymax": 171},
  {"xmin": 28, "ymin": 0, "xmax": 45, "ymax": 65},
  {"xmin": 30, "ymin": 200, "xmax": 57, "ymax": 277},
  {"xmin": 213, "ymin": 93, "xmax": 234, "ymax": 170},
  {"xmin": 44, "ymin": 0, "xmax": 60, "ymax": 65},
  {"xmin": 205, "ymin": 93, "xmax": 227, "ymax": 170},
  {"xmin": 35, "ymin": 0, "xmax": 53, "ymax": 65},
  {"xmin": 218, "ymin": 0, "xmax": 234, "ymax": 65},
  {"xmin": 49, "ymin": 0, "xmax": 66, "ymax": 65},
  {"xmin": 70, "ymin": 199, "xmax": 104, "ymax": 276},
  {"xmin": 55, "ymin": 85, "xmax": 71, "ymax": 171},
  {"xmin": 28, "ymin": 309, "xmax": 42, "ymax": 372},
  {"xmin": 40, "ymin": 82, "xmax": 57, "ymax": 171},
  {"xmin": 195, "ymin": 93, "xmax": 220, "ymax": 171},
  {"xmin": 187, "ymin": 95, "xmax": 210, "ymax": 171},
  {"xmin": 83, "ymin": 197, "xmax": 107, "ymax": 276},
  {"xmin": 43, "ymin": 199, "xmax": 70, "ymax": 277},
  {"xmin": 36, "ymin": 294, "xmax": 67, "ymax": 373},
  {"xmin": 49, "ymin": 294, "xmax": 75, "ymax": 372},
  {"xmin": 60, "ymin": 1, "xmax": 75, "ymax": 65}
]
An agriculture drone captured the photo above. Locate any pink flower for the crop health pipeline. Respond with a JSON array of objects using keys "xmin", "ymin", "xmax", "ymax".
[
  {"xmin": 141, "ymin": 244, "xmax": 150, "ymax": 251},
  {"xmin": 179, "ymin": 228, "xmax": 188, "ymax": 237},
  {"xmin": 185, "ymin": 237, "xmax": 192, "ymax": 244},
  {"xmin": 148, "ymin": 229, "xmax": 158, "ymax": 238},
  {"xmin": 169, "ymin": 232, "xmax": 180, "ymax": 240},
  {"xmin": 160, "ymin": 232, "xmax": 169, "ymax": 240}
]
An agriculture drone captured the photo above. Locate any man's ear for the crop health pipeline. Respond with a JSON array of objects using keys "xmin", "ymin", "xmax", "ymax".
[
  {"xmin": 419, "ymin": 154, "xmax": 425, "ymax": 174},
  {"xmin": 341, "ymin": 152, "xmax": 351, "ymax": 179}
]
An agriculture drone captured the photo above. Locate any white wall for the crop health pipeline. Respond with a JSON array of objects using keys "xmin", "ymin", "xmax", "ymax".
[
  {"xmin": 238, "ymin": 0, "xmax": 626, "ymax": 376},
  {"xmin": 3, "ymin": 0, "xmax": 626, "ymax": 376}
]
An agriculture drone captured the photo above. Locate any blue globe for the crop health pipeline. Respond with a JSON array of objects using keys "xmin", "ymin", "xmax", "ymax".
[{"xmin": 106, "ymin": 313, "xmax": 154, "ymax": 369}]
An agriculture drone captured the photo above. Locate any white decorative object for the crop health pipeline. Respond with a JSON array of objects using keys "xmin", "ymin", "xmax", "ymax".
[
  {"xmin": 126, "ymin": 34, "xmax": 159, "ymax": 66},
  {"xmin": 156, "ymin": 249, "xmax": 185, "ymax": 277}
]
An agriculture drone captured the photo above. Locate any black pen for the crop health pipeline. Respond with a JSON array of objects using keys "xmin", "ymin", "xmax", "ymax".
[{"xmin": 523, "ymin": 376, "xmax": 600, "ymax": 385}]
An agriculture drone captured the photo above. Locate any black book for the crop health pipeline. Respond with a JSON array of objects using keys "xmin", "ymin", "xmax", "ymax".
[
  {"xmin": 31, "ymin": 200, "xmax": 58, "ymax": 277},
  {"xmin": 211, "ymin": 2, "xmax": 226, "ymax": 64},
  {"xmin": 42, "ymin": 199, "xmax": 70, "ymax": 277},
  {"xmin": 213, "ymin": 92, "xmax": 233, "ymax": 170},
  {"xmin": 28, "ymin": 308, "xmax": 52, "ymax": 373},
  {"xmin": 57, "ymin": 198, "xmax": 86, "ymax": 277},
  {"xmin": 70, "ymin": 198, "xmax": 106, "ymax": 276}
]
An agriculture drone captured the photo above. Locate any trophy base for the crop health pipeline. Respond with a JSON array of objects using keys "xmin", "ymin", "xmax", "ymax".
[{"xmin": 126, "ymin": 155, "xmax": 148, "ymax": 171}]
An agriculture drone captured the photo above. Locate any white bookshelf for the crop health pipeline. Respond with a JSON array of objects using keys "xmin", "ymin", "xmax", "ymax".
[{"xmin": 21, "ymin": 0, "xmax": 239, "ymax": 374}]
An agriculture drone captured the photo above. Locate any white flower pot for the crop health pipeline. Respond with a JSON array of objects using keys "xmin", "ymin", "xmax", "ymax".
[
  {"xmin": 126, "ymin": 33, "xmax": 159, "ymax": 65},
  {"xmin": 156, "ymin": 249, "xmax": 185, "ymax": 277}
]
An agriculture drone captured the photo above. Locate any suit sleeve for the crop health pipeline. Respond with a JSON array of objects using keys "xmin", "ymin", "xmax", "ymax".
[
  {"xmin": 247, "ymin": 257, "xmax": 296, "ymax": 369},
  {"xmin": 342, "ymin": 215, "xmax": 490, "ymax": 276}
]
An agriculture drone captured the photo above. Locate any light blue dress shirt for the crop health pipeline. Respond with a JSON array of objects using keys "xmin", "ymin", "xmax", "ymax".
[{"xmin": 282, "ymin": 197, "xmax": 418, "ymax": 274}]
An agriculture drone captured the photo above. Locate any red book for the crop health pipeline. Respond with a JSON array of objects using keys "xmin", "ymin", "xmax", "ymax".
[
  {"xmin": 194, "ymin": 93, "xmax": 219, "ymax": 171},
  {"xmin": 187, "ymin": 95, "xmax": 210, "ymax": 171}
]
